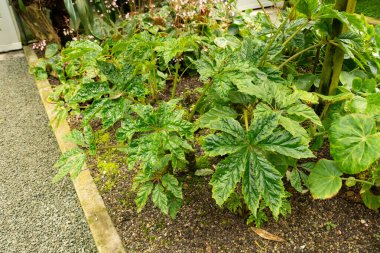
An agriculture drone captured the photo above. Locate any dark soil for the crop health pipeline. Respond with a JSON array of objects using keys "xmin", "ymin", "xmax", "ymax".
[{"xmin": 89, "ymin": 157, "xmax": 380, "ymax": 253}]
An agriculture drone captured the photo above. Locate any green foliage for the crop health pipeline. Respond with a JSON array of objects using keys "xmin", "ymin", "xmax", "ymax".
[
  {"xmin": 329, "ymin": 114, "xmax": 380, "ymax": 174},
  {"xmin": 309, "ymin": 159, "xmax": 343, "ymax": 199},
  {"xmin": 32, "ymin": 0, "xmax": 380, "ymax": 226},
  {"xmin": 203, "ymin": 112, "xmax": 313, "ymax": 218}
]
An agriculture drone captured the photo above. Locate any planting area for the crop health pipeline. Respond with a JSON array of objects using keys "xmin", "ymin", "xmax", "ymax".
[{"xmin": 19, "ymin": 0, "xmax": 380, "ymax": 251}]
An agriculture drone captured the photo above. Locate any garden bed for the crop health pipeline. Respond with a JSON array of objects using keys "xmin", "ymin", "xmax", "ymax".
[{"xmin": 29, "ymin": 1, "xmax": 380, "ymax": 252}]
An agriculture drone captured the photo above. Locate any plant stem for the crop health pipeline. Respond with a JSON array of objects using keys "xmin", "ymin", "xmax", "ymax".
[
  {"xmin": 312, "ymin": 45, "xmax": 321, "ymax": 74},
  {"xmin": 257, "ymin": 0, "xmax": 273, "ymax": 27},
  {"xmin": 243, "ymin": 109, "xmax": 249, "ymax": 131},
  {"xmin": 258, "ymin": 0, "xmax": 300, "ymax": 67},
  {"xmin": 171, "ymin": 60, "xmax": 180, "ymax": 99},
  {"xmin": 282, "ymin": 20, "xmax": 309, "ymax": 48},
  {"xmin": 279, "ymin": 43, "xmax": 323, "ymax": 69},
  {"xmin": 342, "ymin": 177, "xmax": 374, "ymax": 186},
  {"xmin": 188, "ymin": 80, "xmax": 212, "ymax": 121},
  {"xmin": 317, "ymin": 0, "xmax": 357, "ymax": 114}
]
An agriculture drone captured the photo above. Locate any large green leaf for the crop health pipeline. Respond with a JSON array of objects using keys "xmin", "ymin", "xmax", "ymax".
[
  {"xmin": 152, "ymin": 184, "xmax": 169, "ymax": 215},
  {"xmin": 297, "ymin": 0, "xmax": 319, "ymax": 18},
  {"xmin": 53, "ymin": 147, "xmax": 86, "ymax": 182},
  {"xmin": 242, "ymin": 161, "xmax": 260, "ymax": 216},
  {"xmin": 249, "ymin": 111, "xmax": 280, "ymax": 143},
  {"xmin": 279, "ymin": 116, "xmax": 309, "ymax": 143},
  {"xmin": 162, "ymin": 174, "xmax": 183, "ymax": 200},
  {"xmin": 286, "ymin": 104, "xmax": 322, "ymax": 126},
  {"xmin": 329, "ymin": 114, "xmax": 380, "ymax": 174},
  {"xmin": 309, "ymin": 159, "xmax": 343, "ymax": 199},
  {"xmin": 366, "ymin": 93, "xmax": 380, "ymax": 116},
  {"xmin": 361, "ymin": 184, "xmax": 380, "ymax": 210},
  {"xmin": 210, "ymin": 154, "xmax": 245, "ymax": 206},
  {"xmin": 70, "ymin": 82, "xmax": 110, "ymax": 103},
  {"xmin": 207, "ymin": 117, "xmax": 245, "ymax": 139},
  {"xmin": 258, "ymin": 130, "xmax": 314, "ymax": 159},
  {"xmin": 202, "ymin": 133, "xmax": 244, "ymax": 157},
  {"xmin": 135, "ymin": 182, "xmax": 154, "ymax": 212},
  {"xmin": 248, "ymin": 153, "xmax": 284, "ymax": 218},
  {"xmin": 197, "ymin": 106, "xmax": 238, "ymax": 128}
]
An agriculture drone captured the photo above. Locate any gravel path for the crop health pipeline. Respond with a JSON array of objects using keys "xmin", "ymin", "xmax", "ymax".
[{"xmin": 0, "ymin": 51, "xmax": 97, "ymax": 253}]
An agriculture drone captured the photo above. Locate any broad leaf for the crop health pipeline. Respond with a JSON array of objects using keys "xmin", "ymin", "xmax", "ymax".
[
  {"xmin": 162, "ymin": 174, "xmax": 183, "ymax": 200},
  {"xmin": 210, "ymin": 153, "xmax": 245, "ymax": 206},
  {"xmin": 70, "ymin": 82, "xmax": 110, "ymax": 103},
  {"xmin": 152, "ymin": 184, "xmax": 169, "ymax": 215},
  {"xmin": 329, "ymin": 114, "xmax": 380, "ymax": 174},
  {"xmin": 53, "ymin": 147, "xmax": 86, "ymax": 182},
  {"xmin": 203, "ymin": 133, "xmax": 244, "ymax": 156},
  {"xmin": 197, "ymin": 106, "xmax": 238, "ymax": 128},
  {"xmin": 258, "ymin": 130, "xmax": 314, "ymax": 159},
  {"xmin": 249, "ymin": 111, "xmax": 280, "ymax": 143},
  {"xmin": 248, "ymin": 153, "xmax": 284, "ymax": 218},
  {"xmin": 135, "ymin": 182, "xmax": 154, "ymax": 212},
  {"xmin": 309, "ymin": 159, "xmax": 342, "ymax": 199},
  {"xmin": 361, "ymin": 184, "xmax": 380, "ymax": 210},
  {"xmin": 286, "ymin": 104, "xmax": 322, "ymax": 126},
  {"xmin": 366, "ymin": 93, "xmax": 380, "ymax": 116}
]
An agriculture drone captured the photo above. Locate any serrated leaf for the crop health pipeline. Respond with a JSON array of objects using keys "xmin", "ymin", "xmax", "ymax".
[
  {"xmin": 286, "ymin": 104, "xmax": 322, "ymax": 126},
  {"xmin": 162, "ymin": 174, "xmax": 182, "ymax": 200},
  {"xmin": 152, "ymin": 184, "xmax": 169, "ymax": 215},
  {"xmin": 167, "ymin": 192, "xmax": 183, "ymax": 219},
  {"xmin": 258, "ymin": 130, "xmax": 314, "ymax": 159},
  {"xmin": 135, "ymin": 182, "xmax": 154, "ymax": 212},
  {"xmin": 53, "ymin": 147, "xmax": 86, "ymax": 182},
  {"xmin": 197, "ymin": 106, "xmax": 238, "ymax": 128},
  {"xmin": 70, "ymin": 82, "xmax": 110, "ymax": 103},
  {"xmin": 309, "ymin": 159, "xmax": 342, "ymax": 199},
  {"xmin": 279, "ymin": 116, "xmax": 309, "ymax": 143},
  {"xmin": 207, "ymin": 117, "xmax": 245, "ymax": 139},
  {"xmin": 210, "ymin": 153, "xmax": 245, "ymax": 206},
  {"xmin": 329, "ymin": 114, "xmax": 380, "ymax": 174},
  {"xmin": 288, "ymin": 169, "xmax": 303, "ymax": 193},
  {"xmin": 249, "ymin": 111, "xmax": 280, "ymax": 143},
  {"xmin": 242, "ymin": 158, "xmax": 260, "ymax": 216},
  {"xmin": 249, "ymin": 153, "xmax": 284, "ymax": 218},
  {"xmin": 297, "ymin": 0, "xmax": 319, "ymax": 18},
  {"xmin": 203, "ymin": 133, "xmax": 244, "ymax": 157},
  {"xmin": 64, "ymin": 129, "xmax": 85, "ymax": 146}
]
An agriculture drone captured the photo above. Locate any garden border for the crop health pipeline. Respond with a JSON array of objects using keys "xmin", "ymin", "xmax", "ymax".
[{"xmin": 23, "ymin": 46, "xmax": 126, "ymax": 253}]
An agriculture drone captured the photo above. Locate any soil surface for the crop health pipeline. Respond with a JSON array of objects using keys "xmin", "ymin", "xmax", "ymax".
[{"xmin": 88, "ymin": 156, "xmax": 380, "ymax": 253}]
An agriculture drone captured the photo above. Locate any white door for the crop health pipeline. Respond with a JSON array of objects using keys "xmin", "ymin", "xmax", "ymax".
[
  {"xmin": 0, "ymin": 0, "xmax": 22, "ymax": 52},
  {"xmin": 236, "ymin": 0, "xmax": 275, "ymax": 10}
]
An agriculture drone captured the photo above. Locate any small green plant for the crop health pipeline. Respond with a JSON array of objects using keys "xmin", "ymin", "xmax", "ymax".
[{"xmin": 324, "ymin": 221, "xmax": 337, "ymax": 231}]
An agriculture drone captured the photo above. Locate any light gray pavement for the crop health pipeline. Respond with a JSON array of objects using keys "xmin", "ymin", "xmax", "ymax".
[{"xmin": 0, "ymin": 50, "xmax": 97, "ymax": 252}]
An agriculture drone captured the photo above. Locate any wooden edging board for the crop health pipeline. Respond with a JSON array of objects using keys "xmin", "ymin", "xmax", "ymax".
[{"xmin": 23, "ymin": 46, "xmax": 126, "ymax": 253}]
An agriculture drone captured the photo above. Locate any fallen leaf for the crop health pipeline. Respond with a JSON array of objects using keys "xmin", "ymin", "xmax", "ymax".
[
  {"xmin": 205, "ymin": 242, "xmax": 212, "ymax": 253},
  {"xmin": 251, "ymin": 228, "xmax": 285, "ymax": 242}
]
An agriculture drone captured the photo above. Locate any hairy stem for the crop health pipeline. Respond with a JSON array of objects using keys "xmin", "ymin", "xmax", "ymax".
[
  {"xmin": 243, "ymin": 109, "xmax": 249, "ymax": 131},
  {"xmin": 282, "ymin": 20, "xmax": 309, "ymax": 48},
  {"xmin": 171, "ymin": 60, "xmax": 181, "ymax": 99},
  {"xmin": 188, "ymin": 80, "xmax": 212, "ymax": 121},
  {"xmin": 258, "ymin": 0, "xmax": 300, "ymax": 67},
  {"xmin": 342, "ymin": 178, "xmax": 374, "ymax": 186},
  {"xmin": 279, "ymin": 43, "xmax": 323, "ymax": 69}
]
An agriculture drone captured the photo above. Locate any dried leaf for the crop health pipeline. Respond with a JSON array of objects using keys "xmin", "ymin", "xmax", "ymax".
[{"xmin": 251, "ymin": 228, "xmax": 285, "ymax": 242}]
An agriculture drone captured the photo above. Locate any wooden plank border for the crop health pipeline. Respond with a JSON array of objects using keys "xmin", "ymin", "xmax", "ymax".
[{"xmin": 23, "ymin": 46, "xmax": 126, "ymax": 253}]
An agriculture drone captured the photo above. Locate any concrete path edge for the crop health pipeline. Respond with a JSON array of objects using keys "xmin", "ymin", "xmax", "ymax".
[{"xmin": 23, "ymin": 46, "xmax": 126, "ymax": 253}]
